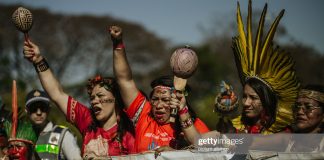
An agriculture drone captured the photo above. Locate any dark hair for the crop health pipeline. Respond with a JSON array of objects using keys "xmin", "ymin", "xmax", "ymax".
[
  {"xmin": 27, "ymin": 143, "xmax": 34, "ymax": 160},
  {"xmin": 149, "ymin": 75, "xmax": 196, "ymax": 149},
  {"xmin": 242, "ymin": 78, "xmax": 278, "ymax": 129},
  {"xmin": 86, "ymin": 75, "xmax": 134, "ymax": 146}
]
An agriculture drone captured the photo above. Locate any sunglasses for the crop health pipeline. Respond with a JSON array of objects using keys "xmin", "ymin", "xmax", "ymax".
[{"xmin": 28, "ymin": 102, "xmax": 49, "ymax": 113}]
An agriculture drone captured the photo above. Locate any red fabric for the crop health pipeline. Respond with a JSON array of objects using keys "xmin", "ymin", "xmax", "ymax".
[
  {"xmin": 125, "ymin": 92, "xmax": 209, "ymax": 153},
  {"xmin": 67, "ymin": 96, "xmax": 135, "ymax": 157},
  {"xmin": 194, "ymin": 118, "xmax": 210, "ymax": 133}
]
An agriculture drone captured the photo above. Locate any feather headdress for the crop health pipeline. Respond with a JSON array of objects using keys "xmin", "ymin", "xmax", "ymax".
[
  {"xmin": 231, "ymin": 0, "xmax": 300, "ymax": 133},
  {"xmin": 3, "ymin": 80, "xmax": 36, "ymax": 145}
]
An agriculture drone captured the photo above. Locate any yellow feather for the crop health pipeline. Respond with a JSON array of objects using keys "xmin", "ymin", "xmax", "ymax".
[
  {"xmin": 237, "ymin": 2, "xmax": 246, "ymax": 56},
  {"xmin": 260, "ymin": 10, "xmax": 285, "ymax": 59},
  {"xmin": 254, "ymin": 3, "xmax": 267, "ymax": 73},
  {"xmin": 247, "ymin": 0, "xmax": 253, "ymax": 70}
]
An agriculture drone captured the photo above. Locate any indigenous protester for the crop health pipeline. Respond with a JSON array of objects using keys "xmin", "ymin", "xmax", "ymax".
[
  {"xmin": 245, "ymin": 85, "xmax": 324, "ymax": 159},
  {"xmin": 25, "ymin": 89, "xmax": 82, "ymax": 159},
  {"xmin": 217, "ymin": 0, "xmax": 299, "ymax": 134},
  {"xmin": 3, "ymin": 120, "xmax": 37, "ymax": 160},
  {"xmin": 110, "ymin": 25, "xmax": 209, "ymax": 153},
  {"xmin": 1, "ymin": 81, "xmax": 37, "ymax": 160},
  {"xmin": 284, "ymin": 85, "xmax": 324, "ymax": 152},
  {"xmin": 292, "ymin": 85, "xmax": 324, "ymax": 133},
  {"xmin": 22, "ymin": 41, "xmax": 135, "ymax": 158}
]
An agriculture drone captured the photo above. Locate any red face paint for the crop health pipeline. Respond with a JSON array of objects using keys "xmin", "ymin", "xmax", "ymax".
[{"xmin": 8, "ymin": 141, "xmax": 29, "ymax": 160}]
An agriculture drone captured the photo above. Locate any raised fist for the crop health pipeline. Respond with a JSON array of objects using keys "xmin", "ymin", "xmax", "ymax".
[
  {"xmin": 109, "ymin": 25, "xmax": 123, "ymax": 42},
  {"xmin": 23, "ymin": 40, "xmax": 42, "ymax": 63}
]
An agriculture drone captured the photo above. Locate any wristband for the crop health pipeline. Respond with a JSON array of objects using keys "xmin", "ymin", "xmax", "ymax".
[
  {"xmin": 181, "ymin": 117, "xmax": 193, "ymax": 129},
  {"xmin": 113, "ymin": 41, "xmax": 125, "ymax": 50},
  {"xmin": 179, "ymin": 106, "xmax": 189, "ymax": 115},
  {"xmin": 33, "ymin": 58, "xmax": 49, "ymax": 73}
]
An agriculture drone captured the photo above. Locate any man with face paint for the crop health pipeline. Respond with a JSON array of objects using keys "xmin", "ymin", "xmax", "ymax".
[
  {"xmin": 111, "ymin": 25, "xmax": 209, "ymax": 153},
  {"xmin": 3, "ymin": 120, "xmax": 37, "ymax": 160}
]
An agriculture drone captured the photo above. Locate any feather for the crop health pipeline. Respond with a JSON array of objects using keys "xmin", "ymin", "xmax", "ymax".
[
  {"xmin": 247, "ymin": 0, "xmax": 253, "ymax": 71},
  {"xmin": 255, "ymin": 4, "xmax": 267, "ymax": 72},
  {"xmin": 236, "ymin": 2, "xmax": 246, "ymax": 57},
  {"xmin": 261, "ymin": 9, "xmax": 285, "ymax": 58},
  {"xmin": 11, "ymin": 80, "xmax": 17, "ymax": 138}
]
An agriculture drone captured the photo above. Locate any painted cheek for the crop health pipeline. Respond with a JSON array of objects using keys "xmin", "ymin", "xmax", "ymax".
[{"xmin": 8, "ymin": 146, "xmax": 28, "ymax": 160}]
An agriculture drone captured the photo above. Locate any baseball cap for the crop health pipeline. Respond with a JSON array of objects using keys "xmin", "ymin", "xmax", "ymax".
[{"xmin": 25, "ymin": 89, "xmax": 50, "ymax": 109}]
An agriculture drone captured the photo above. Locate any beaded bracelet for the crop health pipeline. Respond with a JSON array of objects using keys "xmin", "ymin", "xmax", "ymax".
[
  {"xmin": 181, "ymin": 117, "xmax": 193, "ymax": 129},
  {"xmin": 179, "ymin": 106, "xmax": 189, "ymax": 115},
  {"xmin": 33, "ymin": 58, "xmax": 50, "ymax": 73}
]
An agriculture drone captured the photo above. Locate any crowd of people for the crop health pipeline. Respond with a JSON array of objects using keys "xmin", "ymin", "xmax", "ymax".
[{"xmin": 0, "ymin": 0, "xmax": 323, "ymax": 159}]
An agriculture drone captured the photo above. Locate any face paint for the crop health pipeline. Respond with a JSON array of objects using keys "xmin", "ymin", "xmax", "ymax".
[
  {"xmin": 8, "ymin": 141, "xmax": 29, "ymax": 160},
  {"xmin": 99, "ymin": 98, "xmax": 115, "ymax": 104}
]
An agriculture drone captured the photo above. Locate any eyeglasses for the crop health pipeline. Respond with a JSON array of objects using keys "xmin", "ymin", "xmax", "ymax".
[
  {"xmin": 28, "ymin": 103, "xmax": 49, "ymax": 113},
  {"xmin": 293, "ymin": 103, "xmax": 321, "ymax": 114}
]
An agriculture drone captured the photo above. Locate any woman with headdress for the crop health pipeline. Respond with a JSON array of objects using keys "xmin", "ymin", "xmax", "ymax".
[
  {"xmin": 22, "ymin": 41, "xmax": 135, "ymax": 158},
  {"xmin": 215, "ymin": 0, "xmax": 300, "ymax": 134}
]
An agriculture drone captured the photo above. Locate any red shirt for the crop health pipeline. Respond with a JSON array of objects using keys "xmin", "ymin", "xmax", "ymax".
[
  {"xmin": 125, "ymin": 92, "xmax": 209, "ymax": 153},
  {"xmin": 67, "ymin": 96, "xmax": 135, "ymax": 158}
]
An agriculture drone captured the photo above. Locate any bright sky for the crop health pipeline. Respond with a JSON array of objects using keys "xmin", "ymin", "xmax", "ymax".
[{"xmin": 2, "ymin": 0, "xmax": 324, "ymax": 54}]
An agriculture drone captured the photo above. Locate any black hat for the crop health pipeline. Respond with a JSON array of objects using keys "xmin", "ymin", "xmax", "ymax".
[{"xmin": 25, "ymin": 89, "xmax": 50, "ymax": 109}]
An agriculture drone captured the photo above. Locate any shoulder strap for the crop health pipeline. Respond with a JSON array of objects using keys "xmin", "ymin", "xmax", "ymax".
[{"xmin": 53, "ymin": 125, "xmax": 68, "ymax": 160}]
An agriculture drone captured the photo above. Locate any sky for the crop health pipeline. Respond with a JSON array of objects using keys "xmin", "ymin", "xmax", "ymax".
[{"xmin": 1, "ymin": 0, "xmax": 324, "ymax": 54}]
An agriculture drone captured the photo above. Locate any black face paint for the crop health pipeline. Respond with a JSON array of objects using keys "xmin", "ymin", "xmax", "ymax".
[{"xmin": 99, "ymin": 98, "xmax": 115, "ymax": 104}]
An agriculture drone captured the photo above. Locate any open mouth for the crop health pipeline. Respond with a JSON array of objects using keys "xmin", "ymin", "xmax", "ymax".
[
  {"xmin": 155, "ymin": 111, "xmax": 165, "ymax": 119},
  {"xmin": 92, "ymin": 106, "xmax": 102, "ymax": 115}
]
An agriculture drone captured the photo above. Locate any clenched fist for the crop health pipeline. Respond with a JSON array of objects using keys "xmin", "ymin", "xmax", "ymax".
[
  {"xmin": 23, "ymin": 40, "xmax": 43, "ymax": 63},
  {"xmin": 109, "ymin": 25, "xmax": 123, "ymax": 43}
]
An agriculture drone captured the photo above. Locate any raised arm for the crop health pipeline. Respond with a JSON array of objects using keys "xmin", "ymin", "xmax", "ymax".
[
  {"xmin": 170, "ymin": 92, "xmax": 201, "ymax": 145},
  {"xmin": 23, "ymin": 40, "xmax": 68, "ymax": 115},
  {"xmin": 110, "ymin": 26, "xmax": 138, "ymax": 108}
]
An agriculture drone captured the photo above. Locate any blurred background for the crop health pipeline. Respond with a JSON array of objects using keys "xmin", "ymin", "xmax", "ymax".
[{"xmin": 1, "ymin": 0, "xmax": 323, "ymax": 145}]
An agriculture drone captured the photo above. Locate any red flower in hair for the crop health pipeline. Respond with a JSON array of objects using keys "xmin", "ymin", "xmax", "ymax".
[{"xmin": 94, "ymin": 75, "xmax": 102, "ymax": 82}]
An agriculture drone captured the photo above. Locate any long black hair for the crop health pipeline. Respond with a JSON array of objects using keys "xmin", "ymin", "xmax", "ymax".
[
  {"xmin": 242, "ymin": 78, "xmax": 278, "ymax": 129},
  {"xmin": 86, "ymin": 75, "xmax": 134, "ymax": 146}
]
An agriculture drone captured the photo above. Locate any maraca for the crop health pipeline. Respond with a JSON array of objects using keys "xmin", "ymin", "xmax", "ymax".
[
  {"xmin": 169, "ymin": 45, "xmax": 198, "ymax": 122},
  {"xmin": 12, "ymin": 7, "xmax": 33, "ymax": 43}
]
